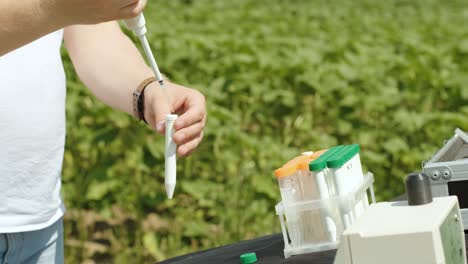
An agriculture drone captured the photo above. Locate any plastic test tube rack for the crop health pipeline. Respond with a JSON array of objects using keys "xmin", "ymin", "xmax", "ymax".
[{"xmin": 274, "ymin": 145, "xmax": 376, "ymax": 259}]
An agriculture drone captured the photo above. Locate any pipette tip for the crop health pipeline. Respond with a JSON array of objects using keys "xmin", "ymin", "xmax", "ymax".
[{"xmin": 165, "ymin": 183, "xmax": 175, "ymax": 199}]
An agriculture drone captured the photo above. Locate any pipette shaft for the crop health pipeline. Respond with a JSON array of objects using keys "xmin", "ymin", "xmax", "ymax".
[
  {"xmin": 138, "ymin": 35, "xmax": 173, "ymax": 112},
  {"xmin": 139, "ymin": 36, "xmax": 164, "ymax": 85}
]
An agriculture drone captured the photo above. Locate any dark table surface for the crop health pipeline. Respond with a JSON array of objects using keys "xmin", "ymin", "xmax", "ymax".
[
  {"xmin": 159, "ymin": 233, "xmax": 335, "ymax": 264},
  {"xmin": 160, "ymin": 233, "xmax": 468, "ymax": 264}
]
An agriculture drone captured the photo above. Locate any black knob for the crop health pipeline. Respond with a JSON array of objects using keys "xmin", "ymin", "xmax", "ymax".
[{"xmin": 406, "ymin": 172, "xmax": 433, "ymax": 206}]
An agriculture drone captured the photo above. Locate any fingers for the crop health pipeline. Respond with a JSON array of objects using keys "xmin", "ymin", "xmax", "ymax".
[
  {"xmin": 173, "ymin": 114, "xmax": 206, "ymax": 145},
  {"xmin": 144, "ymin": 83, "xmax": 173, "ymax": 135},
  {"xmin": 144, "ymin": 81, "xmax": 206, "ymax": 157},
  {"xmin": 116, "ymin": 0, "xmax": 138, "ymax": 7},
  {"xmin": 144, "ymin": 82, "xmax": 171, "ymax": 135},
  {"xmin": 119, "ymin": 0, "xmax": 147, "ymax": 18},
  {"xmin": 170, "ymin": 89, "xmax": 206, "ymax": 156},
  {"xmin": 177, "ymin": 132, "xmax": 204, "ymax": 157},
  {"xmin": 173, "ymin": 91, "xmax": 206, "ymax": 131}
]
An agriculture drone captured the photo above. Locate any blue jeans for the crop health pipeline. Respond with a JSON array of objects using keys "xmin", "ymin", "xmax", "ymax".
[{"xmin": 0, "ymin": 218, "xmax": 63, "ymax": 264}]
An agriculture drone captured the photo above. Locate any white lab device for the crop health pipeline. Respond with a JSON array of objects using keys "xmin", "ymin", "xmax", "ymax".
[
  {"xmin": 165, "ymin": 114, "xmax": 178, "ymax": 199},
  {"xmin": 423, "ymin": 128, "xmax": 468, "ymax": 229},
  {"xmin": 334, "ymin": 173, "xmax": 466, "ymax": 264}
]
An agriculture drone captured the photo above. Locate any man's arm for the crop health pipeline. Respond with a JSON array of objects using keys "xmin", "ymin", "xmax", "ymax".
[
  {"xmin": 64, "ymin": 22, "xmax": 206, "ymax": 156},
  {"xmin": 0, "ymin": 0, "xmax": 62, "ymax": 56},
  {"xmin": 0, "ymin": 0, "xmax": 146, "ymax": 56}
]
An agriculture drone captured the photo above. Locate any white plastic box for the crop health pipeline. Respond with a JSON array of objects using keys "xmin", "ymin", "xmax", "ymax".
[{"xmin": 334, "ymin": 197, "xmax": 465, "ymax": 264}]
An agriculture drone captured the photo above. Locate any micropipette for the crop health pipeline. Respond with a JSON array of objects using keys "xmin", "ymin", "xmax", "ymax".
[{"xmin": 124, "ymin": 13, "xmax": 177, "ymax": 199}]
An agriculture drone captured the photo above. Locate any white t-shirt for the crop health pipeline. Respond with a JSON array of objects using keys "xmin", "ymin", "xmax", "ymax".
[{"xmin": 0, "ymin": 30, "xmax": 66, "ymax": 233}]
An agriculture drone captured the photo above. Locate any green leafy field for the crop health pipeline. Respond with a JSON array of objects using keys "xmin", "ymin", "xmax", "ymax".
[{"xmin": 62, "ymin": 0, "xmax": 468, "ymax": 262}]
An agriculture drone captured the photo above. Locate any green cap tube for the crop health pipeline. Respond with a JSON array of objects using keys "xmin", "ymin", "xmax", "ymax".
[
  {"xmin": 240, "ymin": 252, "xmax": 257, "ymax": 264},
  {"xmin": 309, "ymin": 145, "xmax": 345, "ymax": 171},
  {"xmin": 326, "ymin": 144, "xmax": 360, "ymax": 169}
]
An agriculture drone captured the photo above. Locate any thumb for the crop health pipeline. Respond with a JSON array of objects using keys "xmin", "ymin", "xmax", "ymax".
[{"xmin": 152, "ymin": 89, "xmax": 173, "ymax": 135}]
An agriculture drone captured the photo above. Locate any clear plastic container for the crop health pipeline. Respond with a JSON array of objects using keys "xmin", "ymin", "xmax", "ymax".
[
  {"xmin": 274, "ymin": 150, "xmax": 327, "ymax": 247},
  {"xmin": 297, "ymin": 150, "xmax": 328, "ymax": 200},
  {"xmin": 295, "ymin": 150, "xmax": 330, "ymax": 245},
  {"xmin": 275, "ymin": 155, "xmax": 308, "ymax": 247},
  {"xmin": 275, "ymin": 159, "xmax": 303, "ymax": 205}
]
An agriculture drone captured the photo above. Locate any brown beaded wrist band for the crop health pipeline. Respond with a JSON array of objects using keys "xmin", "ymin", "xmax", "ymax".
[{"xmin": 133, "ymin": 77, "xmax": 156, "ymax": 124}]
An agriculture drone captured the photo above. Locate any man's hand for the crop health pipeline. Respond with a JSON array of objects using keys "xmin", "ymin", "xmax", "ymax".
[
  {"xmin": 144, "ymin": 82, "xmax": 206, "ymax": 157},
  {"xmin": 53, "ymin": 0, "xmax": 147, "ymax": 25}
]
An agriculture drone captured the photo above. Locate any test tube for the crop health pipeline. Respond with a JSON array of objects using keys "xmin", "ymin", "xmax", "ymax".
[
  {"xmin": 297, "ymin": 150, "xmax": 328, "ymax": 200},
  {"xmin": 326, "ymin": 144, "xmax": 368, "ymax": 229},
  {"xmin": 350, "ymin": 147, "xmax": 369, "ymax": 213},
  {"xmin": 296, "ymin": 150, "xmax": 328, "ymax": 244},
  {"xmin": 275, "ymin": 160, "xmax": 303, "ymax": 247},
  {"xmin": 309, "ymin": 146, "xmax": 345, "ymax": 242},
  {"xmin": 165, "ymin": 114, "xmax": 178, "ymax": 199}
]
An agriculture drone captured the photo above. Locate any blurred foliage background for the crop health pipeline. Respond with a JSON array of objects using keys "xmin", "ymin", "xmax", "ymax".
[{"xmin": 61, "ymin": 0, "xmax": 468, "ymax": 262}]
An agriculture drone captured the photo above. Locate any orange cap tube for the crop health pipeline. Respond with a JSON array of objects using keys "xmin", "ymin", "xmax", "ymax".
[{"xmin": 274, "ymin": 149, "xmax": 328, "ymax": 178}]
